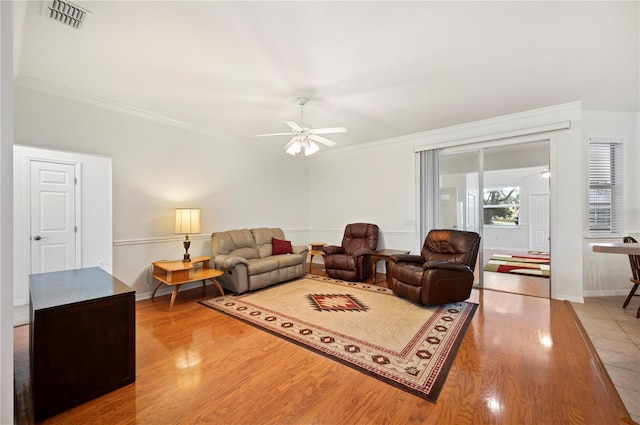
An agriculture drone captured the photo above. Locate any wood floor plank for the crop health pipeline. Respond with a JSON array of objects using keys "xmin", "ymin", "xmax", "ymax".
[{"xmin": 14, "ymin": 268, "xmax": 631, "ymax": 424}]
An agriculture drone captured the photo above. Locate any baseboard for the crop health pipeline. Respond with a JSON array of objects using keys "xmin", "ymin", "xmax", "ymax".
[
  {"xmin": 554, "ymin": 294, "xmax": 584, "ymax": 303},
  {"xmin": 13, "ymin": 304, "xmax": 29, "ymax": 327},
  {"xmin": 583, "ymin": 289, "xmax": 632, "ymax": 297}
]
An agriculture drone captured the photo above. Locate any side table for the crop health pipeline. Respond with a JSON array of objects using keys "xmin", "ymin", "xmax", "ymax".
[
  {"xmin": 370, "ymin": 249, "xmax": 411, "ymax": 284},
  {"xmin": 152, "ymin": 256, "xmax": 224, "ymax": 310},
  {"xmin": 308, "ymin": 242, "xmax": 326, "ymax": 273}
]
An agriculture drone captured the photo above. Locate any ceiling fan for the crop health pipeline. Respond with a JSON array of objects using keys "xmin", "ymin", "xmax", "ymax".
[
  {"xmin": 523, "ymin": 166, "xmax": 551, "ymax": 179},
  {"xmin": 255, "ymin": 97, "xmax": 347, "ymax": 156}
]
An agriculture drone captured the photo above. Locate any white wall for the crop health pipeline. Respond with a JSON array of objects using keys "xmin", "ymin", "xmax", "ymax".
[
  {"xmin": 307, "ymin": 140, "xmax": 420, "ymax": 255},
  {"xmin": 12, "ymin": 145, "xmax": 113, "ymax": 306},
  {"xmin": 582, "ymin": 110, "xmax": 640, "ymax": 296},
  {"xmin": 13, "ymin": 84, "xmax": 310, "ymax": 299},
  {"xmin": 309, "ymin": 106, "xmax": 639, "ymax": 301},
  {"xmin": 12, "ymin": 85, "xmax": 640, "ymax": 304},
  {"xmin": 310, "ymin": 103, "xmax": 585, "ymax": 301}
]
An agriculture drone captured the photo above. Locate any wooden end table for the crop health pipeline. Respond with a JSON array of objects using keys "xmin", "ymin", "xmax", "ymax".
[
  {"xmin": 152, "ymin": 256, "xmax": 224, "ymax": 310},
  {"xmin": 370, "ymin": 249, "xmax": 411, "ymax": 284},
  {"xmin": 308, "ymin": 242, "xmax": 326, "ymax": 273}
]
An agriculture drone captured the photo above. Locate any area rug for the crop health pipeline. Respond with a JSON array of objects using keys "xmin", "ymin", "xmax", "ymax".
[
  {"xmin": 198, "ymin": 274, "xmax": 477, "ymax": 402},
  {"xmin": 483, "ymin": 254, "xmax": 550, "ymax": 277}
]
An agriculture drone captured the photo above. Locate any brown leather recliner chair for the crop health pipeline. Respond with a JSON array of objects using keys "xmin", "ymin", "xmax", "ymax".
[
  {"xmin": 387, "ymin": 229, "xmax": 481, "ymax": 306},
  {"xmin": 322, "ymin": 223, "xmax": 379, "ymax": 281}
]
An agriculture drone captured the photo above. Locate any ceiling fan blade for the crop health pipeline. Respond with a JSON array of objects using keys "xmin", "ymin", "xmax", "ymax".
[
  {"xmin": 254, "ymin": 132, "xmax": 295, "ymax": 137},
  {"xmin": 308, "ymin": 127, "xmax": 347, "ymax": 135},
  {"xmin": 309, "ymin": 134, "xmax": 336, "ymax": 147},
  {"xmin": 284, "ymin": 120, "xmax": 303, "ymax": 132}
]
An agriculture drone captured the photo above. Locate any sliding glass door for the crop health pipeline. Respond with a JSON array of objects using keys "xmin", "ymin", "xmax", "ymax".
[
  {"xmin": 438, "ymin": 149, "xmax": 482, "ymax": 286},
  {"xmin": 482, "ymin": 141, "xmax": 551, "ymax": 297},
  {"xmin": 423, "ymin": 140, "xmax": 551, "ymax": 295}
]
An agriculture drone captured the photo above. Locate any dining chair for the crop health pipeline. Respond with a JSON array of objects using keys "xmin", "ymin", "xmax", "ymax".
[{"xmin": 623, "ymin": 236, "xmax": 640, "ymax": 318}]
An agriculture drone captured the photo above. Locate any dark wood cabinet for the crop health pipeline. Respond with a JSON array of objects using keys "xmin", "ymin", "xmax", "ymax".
[{"xmin": 29, "ymin": 267, "xmax": 136, "ymax": 422}]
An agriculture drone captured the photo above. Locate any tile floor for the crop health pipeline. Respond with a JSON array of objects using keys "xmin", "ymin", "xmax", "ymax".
[{"xmin": 571, "ymin": 296, "xmax": 640, "ymax": 424}]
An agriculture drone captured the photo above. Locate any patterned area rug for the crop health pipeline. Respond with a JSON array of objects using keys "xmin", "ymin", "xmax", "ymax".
[
  {"xmin": 483, "ymin": 254, "xmax": 550, "ymax": 277},
  {"xmin": 199, "ymin": 274, "xmax": 477, "ymax": 402}
]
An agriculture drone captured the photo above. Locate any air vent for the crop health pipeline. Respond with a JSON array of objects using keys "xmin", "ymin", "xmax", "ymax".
[{"xmin": 41, "ymin": 0, "xmax": 90, "ymax": 29}]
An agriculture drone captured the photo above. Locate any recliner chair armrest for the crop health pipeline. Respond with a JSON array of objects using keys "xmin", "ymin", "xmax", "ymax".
[
  {"xmin": 323, "ymin": 245, "xmax": 344, "ymax": 255},
  {"xmin": 389, "ymin": 254, "xmax": 424, "ymax": 264},
  {"xmin": 292, "ymin": 245, "xmax": 308, "ymax": 255},
  {"xmin": 352, "ymin": 248, "xmax": 373, "ymax": 257},
  {"xmin": 214, "ymin": 255, "xmax": 249, "ymax": 269},
  {"xmin": 423, "ymin": 261, "xmax": 472, "ymax": 273}
]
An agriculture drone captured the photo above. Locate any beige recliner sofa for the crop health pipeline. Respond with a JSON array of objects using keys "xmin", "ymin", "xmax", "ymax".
[{"xmin": 211, "ymin": 227, "xmax": 308, "ymax": 294}]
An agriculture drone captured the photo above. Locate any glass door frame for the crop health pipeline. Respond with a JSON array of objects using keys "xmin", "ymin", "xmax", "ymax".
[
  {"xmin": 430, "ymin": 138, "xmax": 551, "ymax": 294},
  {"xmin": 436, "ymin": 147, "xmax": 484, "ymax": 287}
]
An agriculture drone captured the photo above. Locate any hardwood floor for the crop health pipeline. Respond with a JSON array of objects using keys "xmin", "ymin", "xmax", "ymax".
[
  {"xmin": 480, "ymin": 249, "xmax": 551, "ymax": 298},
  {"xmin": 14, "ymin": 265, "xmax": 633, "ymax": 425},
  {"xmin": 482, "ymin": 270, "xmax": 550, "ymax": 298}
]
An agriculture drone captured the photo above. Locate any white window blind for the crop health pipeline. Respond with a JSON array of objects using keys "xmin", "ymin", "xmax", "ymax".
[{"xmin": 587, "ymin": 137, "xmax": 623, "ymax": 235}]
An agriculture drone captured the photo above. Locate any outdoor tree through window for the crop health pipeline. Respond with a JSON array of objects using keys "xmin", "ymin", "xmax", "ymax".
[{"xmin": 483, "ymin": 186, "xmax": 520, "ymax": 225}]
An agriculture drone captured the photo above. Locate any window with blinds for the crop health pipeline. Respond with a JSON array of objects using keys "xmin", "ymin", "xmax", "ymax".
[{"xmin": 587, "ymin": 137, "xmax": 623, "ymax": 235}]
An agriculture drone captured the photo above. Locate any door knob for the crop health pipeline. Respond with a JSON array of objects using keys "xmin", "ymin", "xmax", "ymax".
[{"xmin": 33, "ymin": 235, "xmax": 42, "ymax": 240}]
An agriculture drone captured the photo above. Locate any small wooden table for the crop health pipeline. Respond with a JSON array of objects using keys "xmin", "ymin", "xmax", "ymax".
[
  {"xmin": 589, "ymin": 242, "xmax": 640, "ymax": 255},
  {"xmin": 370, "ymin": 249, "xmax": 411, "ymax": 284},
  {"xmin": 589, "ymin": 242, "xmax": 640, "ymax": 318},
  {"xmin": 308, "ymin": 242, "xmax": 326, "ymax": 273},
  {"xmin": 152, "ymin": 256, "xmax": 224, "ymax": 310}
]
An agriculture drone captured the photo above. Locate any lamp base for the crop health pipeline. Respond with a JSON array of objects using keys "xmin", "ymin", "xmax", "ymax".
[{"xmin": 182, "ymin": 239, "xmax": 191, "ymax": 262}]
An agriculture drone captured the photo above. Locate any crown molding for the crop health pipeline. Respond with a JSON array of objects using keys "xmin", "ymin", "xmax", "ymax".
[{"xmin": 14, "ymin": 75, "xmax": 197, "ymax": 129}]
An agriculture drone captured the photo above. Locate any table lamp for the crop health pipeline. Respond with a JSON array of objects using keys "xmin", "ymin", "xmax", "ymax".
[{"xmin": 175, "ymin": 208, "xmax": 201, "ymax": 262}]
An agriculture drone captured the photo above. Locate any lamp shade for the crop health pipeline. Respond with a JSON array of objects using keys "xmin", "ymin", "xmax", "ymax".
[{"xmin": 174, "ymin": 208, "xmax": 201, "ymax": 234}]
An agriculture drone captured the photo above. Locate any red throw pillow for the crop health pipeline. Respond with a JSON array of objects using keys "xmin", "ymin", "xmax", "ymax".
[{"xmin": 272, "ymin": 237, "xmax": 293, "ymax": 255}]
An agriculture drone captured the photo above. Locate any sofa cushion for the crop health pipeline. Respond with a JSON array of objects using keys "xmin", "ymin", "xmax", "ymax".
[
  {"xmin": 251, "ymin": 227, "xmax": 286, "ymax": 258},
  {"xmin": 273, "ymin": 253, "xmax": 303, "ymax": 268},
  {"xmin": 247, "ymin": 258, "xmax": 280, "ymax": 275},
  {"xmin": 272, "ymin": 238, "xmax": 293, "ymax": 255},
  {"xmin": 212, "ymin": 229, "xmax": 259, "ymax": 260}
]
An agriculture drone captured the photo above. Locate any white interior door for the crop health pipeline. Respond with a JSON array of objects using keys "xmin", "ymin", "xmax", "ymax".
[
  {"xmin": 530, "ymin": 193, "xmax": 550, "ymax": 253},
  {"xmin": 30, "ymin": 160, "xmax": 79, "ymax": 274}
]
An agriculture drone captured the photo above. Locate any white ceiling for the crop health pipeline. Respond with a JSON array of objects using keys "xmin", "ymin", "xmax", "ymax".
[{"xmin": 13, "ymin": 1, "xmax": 640, "ymax": 151}]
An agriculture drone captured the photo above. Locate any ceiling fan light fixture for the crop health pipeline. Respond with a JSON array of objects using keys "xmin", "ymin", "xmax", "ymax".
[
  {"xmin": 285, "ymin": 137, "xmax": 320, "ymax": 157},
  {"xmin": 541, "ymin": 167, "xmax": 550, "ymax": 179},
  {"xmin": 304, "ymin": 141, "xmax": 320, "ymax": 156},
  {"xmin": 286, "ymin": 142, "xmax": 302, "ymax": 156},
  {"xmin": 256, "ymin": 97, "xmax": 346, "ymax": 156}
]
